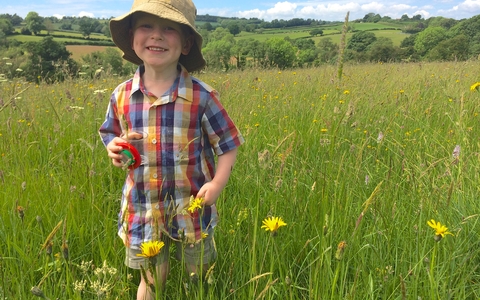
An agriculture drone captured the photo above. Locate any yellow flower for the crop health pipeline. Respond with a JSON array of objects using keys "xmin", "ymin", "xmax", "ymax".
[
  {"xmin": 187, "ymin": 196, "xmax": 203, "ymax": 213},
  {"xmin": 343, "ymin": 90, "xmax": 350, "ymax": 95},
  {"xmin": 261, "ymin": 216, "xmax": 287, "ymax": 233},
  {"xmin": 335, "ymin": 241, "xmax": 347, "ymax": 260},
  {"xmin": 136, "ymin": 240, "xmax": 165, "ymax": 258},
  {"xmin": 427, "ymin": 219, "xmax": 453, "ymax": 241},
  {"xmin": 470, "ymin": 82, "xmax": 480, "ymax": 92}
]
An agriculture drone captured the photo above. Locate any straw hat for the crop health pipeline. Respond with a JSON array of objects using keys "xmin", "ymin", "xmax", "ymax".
[{"xmin": 110, "ymin": 0, "xmax": 205, "ymax": 72}]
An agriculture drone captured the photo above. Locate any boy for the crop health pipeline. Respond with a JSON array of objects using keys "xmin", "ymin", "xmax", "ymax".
[{"xmin": 98, "ymin": 0, "xmax": 244, "ymax": 298}]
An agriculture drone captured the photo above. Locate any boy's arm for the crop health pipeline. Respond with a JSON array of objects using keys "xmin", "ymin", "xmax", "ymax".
[{"xmin": 197, "ymin": 148, "xmax": 238, "ymax": 206}]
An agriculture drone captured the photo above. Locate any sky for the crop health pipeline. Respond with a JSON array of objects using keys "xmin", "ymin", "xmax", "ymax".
[{"xmin": 3, "ymin": 0, "xmax": 480, "ymax": 22}]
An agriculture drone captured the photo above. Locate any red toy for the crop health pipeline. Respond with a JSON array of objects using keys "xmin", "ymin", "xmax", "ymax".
[{"xmin": 117, "ymin": 142, "xmax": 141, "ymax": 169}]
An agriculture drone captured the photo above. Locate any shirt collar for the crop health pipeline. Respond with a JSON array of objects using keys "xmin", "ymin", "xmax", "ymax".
[{"xmin": 130, "ymin": 64, "xmax": 193, "ymax": 103}]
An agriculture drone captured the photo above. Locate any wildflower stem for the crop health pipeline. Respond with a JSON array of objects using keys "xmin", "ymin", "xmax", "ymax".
[
  {"xmin": 428, "ymin": 243, "xmax": 438, "ymax": 300},
  {"xmin": 330, "ymin": 260, "xmax": 342, "ymax": 299}
]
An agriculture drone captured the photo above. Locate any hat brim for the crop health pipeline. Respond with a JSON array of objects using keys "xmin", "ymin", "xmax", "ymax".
[{"xmin": 109, "ymin": 3, "xmax": 205, "ymax": 72}]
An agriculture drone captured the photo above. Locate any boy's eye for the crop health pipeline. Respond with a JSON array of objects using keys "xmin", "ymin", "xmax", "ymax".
[{"xmin": 164, "ymin": 26, "xmax": 175, "ymax": 31}]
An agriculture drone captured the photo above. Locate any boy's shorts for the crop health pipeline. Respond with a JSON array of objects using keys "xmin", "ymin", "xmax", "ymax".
[{"xmin": 125, "ymin": 232, "xmax": 217, "ymax": 269}]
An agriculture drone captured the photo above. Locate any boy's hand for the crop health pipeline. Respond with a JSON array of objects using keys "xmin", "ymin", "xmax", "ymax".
[
  {"xmin": 197, "ymin": 148, "xmax": 238, "ymax": 206},
  {"xmin": 106, "ymin": 132, "xmax": 143, "ymax": 168},
  {"xmin": 197, "ymin": 181, "xmax": 223, "ymax": 206}
]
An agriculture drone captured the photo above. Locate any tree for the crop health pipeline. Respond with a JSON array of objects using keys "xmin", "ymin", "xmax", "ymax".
[
  {"xmin": 309, "ymin": 28, "xmax": 323, "ymax": 36},
  {"xmin": 448, "ymin": 15, "xmax": 480, "ymax": 39},
  {"xmin": 22, "ymin": 36, "xmax": 78, "ymax": 83},
  {"xmin": 79, "ymin": 17, "xmax": 100, "ymax": 39},
  {"xmin": 201, "ymin": 22, "xmax": 213, "ymax": 31},
  {"xmin": 414, "ymin": 26, "xmax": 447, "ymax": 56},
  {"xmin": 0, "ymin": 13, "xmax": 23, "ymax": 26},
  {"xmin": 231, "ymin": 38, "xmax": 250, "ymax": 69},
  {"xmin": 244, "ymin": 39, "xmax": 266, "ymax": 67},
  {"xmin": 203, "ymin": 38, "xmax": 234, "ymax": 70},
  {"xmin": 265, "ymin": 37, "xmax": 296, "ymax": 69},
  {"xmin": 427, "ymin": 16, "xmax": 457, "ymax": 30},
  {"xmin": 44, "ymin": 19, "xmax": 55, "ymax": 35},
  {"xmin": 367, "ymin": 37, "xmax": 398, "ymax": 62},
  {"xmin": 317, "ymin": 37, "xmax": 338, "ymax": 64},
  {"xmin": 227, "ymin": 22, "xmax": 241, "ymax": 36},
  {"xmin": 81, "ymin": 47, "xmax": 125, "ymax": 75},
  {"xmin": 347, "ymin": 31, "xmax": 377, "ymax": 52},
  {"xmin": 0, "ymin": 18, "xmax": 14, "ymax": 36},
  {"xmin": 25, "ymin": 12, "xmax": 44, "ymax": 35},
  {"xmin": 426, "ymin": 35, "xmax": 469, "ymax": 61},
  {"xmin": 412, "ymin": 14, "xmax": 423, "ymax": 20},
  {"xmin": 363, "ymin": 13, "xmax": 376, "ymax": 22},
  {"xmin": 210, "ymin": 27, "xmax": 233, "ymax": 42}
]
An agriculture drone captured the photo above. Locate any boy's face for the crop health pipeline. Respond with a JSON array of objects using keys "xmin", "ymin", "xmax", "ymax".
[{"xmin": 130, "ymin": 13, "xmax": 193, "ymax": 71}]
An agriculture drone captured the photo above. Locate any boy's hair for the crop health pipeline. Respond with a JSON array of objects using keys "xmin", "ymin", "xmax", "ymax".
[{"xmin": 110, "ymin": 0, "xmax": 205, "ymax": 72}]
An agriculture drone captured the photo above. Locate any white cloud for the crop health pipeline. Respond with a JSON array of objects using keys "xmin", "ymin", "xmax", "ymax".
[
  {"xmin": 452, "ymin": 0, "xmax": 480, "ymax": 10},
  {"xmin": 78, "ymin": 11, "xmax": 95, "ymax": 18},
  {"xmin": 267, "ymin": 1, "xmax": 298, "ymax": 16},
  {"xmin": 412, "ymin": 9, "xmax": 431, "ymax": 18},
  {"xmin": 361, "ymin": 2, "xmax": 386, "ymax": 11},
  {"xmin": 52, "ymin": 14, "xmax": 64, "ymax": 19}
]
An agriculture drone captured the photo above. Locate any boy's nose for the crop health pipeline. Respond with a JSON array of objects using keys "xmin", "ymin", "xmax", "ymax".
[{"xmin": 151, "ymin": 28, "xmax": 164, "ymax": 40}]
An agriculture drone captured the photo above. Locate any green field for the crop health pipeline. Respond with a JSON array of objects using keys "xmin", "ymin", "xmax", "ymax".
[
  {"xmin": 1, "ymin": 61, "xmax": 480, "ymax": 299},
  {"xmin": 235, "ymin": 23, "xmax": 407, "ymax": 46}
]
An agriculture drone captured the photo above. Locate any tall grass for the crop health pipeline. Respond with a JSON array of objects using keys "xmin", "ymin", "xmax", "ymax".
[{"xmin": 1, "ymin": 61, "xmax": 480, "ymax": 299}]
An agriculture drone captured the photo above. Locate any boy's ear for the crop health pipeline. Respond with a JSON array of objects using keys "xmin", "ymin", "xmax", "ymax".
[{"xmin": 181, "ymin": 35, "xmax": 194, "ymax": 55}]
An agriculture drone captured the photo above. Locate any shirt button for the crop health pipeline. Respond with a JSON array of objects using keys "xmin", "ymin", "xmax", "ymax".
[
  {"xmin": 152, "ymin": 173, "xmax": 158, "ymax": 179},
  {"xmin": 152, "ymin": 138, "xmax": 157, "ymax": 144}
]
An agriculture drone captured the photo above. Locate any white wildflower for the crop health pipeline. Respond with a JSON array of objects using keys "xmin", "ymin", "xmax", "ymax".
[
  {"xmin": 93, "ymin": 89, "xmax": 108, "ymax": 94},
  {"xmin": 452, "ymin": 145, "xmax": 460, "ymax": 159},
  {"xmin": 377, "ymin": 131, "xmax": 384, "ymax": 143},
  {"xmin": 73, "ymin": 279, "xmax": 87, "ymax": 292}
]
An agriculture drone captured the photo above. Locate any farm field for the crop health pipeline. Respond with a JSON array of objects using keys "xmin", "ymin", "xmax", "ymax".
[
  {"xmin": 66, "ymin": 45, "xmax": 117, "ymax": 61},
  {"xmin": 1, "ymin": 61, "xmax": 480, "ymax": 299}
]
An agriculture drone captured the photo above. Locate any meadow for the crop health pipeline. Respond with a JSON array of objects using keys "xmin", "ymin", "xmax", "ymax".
[{"xmin": 1, "ymin": 61, "xmax": 480, "ymax": 299}]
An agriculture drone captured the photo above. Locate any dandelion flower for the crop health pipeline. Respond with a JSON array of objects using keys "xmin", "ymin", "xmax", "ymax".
[
  {"xmin": 261, "ymin": 216, "xmax": 287, "ymax": 233},
  {"xmin": 187, "ymin": 196, "xmax": 203, "ymax": 213},
  {"xmin": 335, "ymin": 241, "xmax": 347, "ymax": 260},
  {"xmin": 136, "ymin": 240, "xmax": 165, "ymax": 258},
  {"xmin": 470, "ymin": 82, "xmax": 480, "ymax": 92},
  {"xmin": 427, "ymin": 219, "xmax": 453, "ymax": 241}
]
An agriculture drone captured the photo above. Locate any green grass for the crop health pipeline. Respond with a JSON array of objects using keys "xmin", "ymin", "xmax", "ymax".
[{"xmin": 1, "ymin": 61, "xmax": 480, "ymax": 299}]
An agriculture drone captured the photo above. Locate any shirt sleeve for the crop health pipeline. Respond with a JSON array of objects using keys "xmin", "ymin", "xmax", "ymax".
[
  {"xmin": 202, "ymin": 90, "xmax": 245, "ymax": 155},
  {"xmin": 98, "ymin": 93, "xmax": 122, "ymax": 147}
]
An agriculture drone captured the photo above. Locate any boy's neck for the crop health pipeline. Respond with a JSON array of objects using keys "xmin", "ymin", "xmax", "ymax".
[{"xmin": 142, "ymin": 64, "xmax": 180, "ymax": 98}]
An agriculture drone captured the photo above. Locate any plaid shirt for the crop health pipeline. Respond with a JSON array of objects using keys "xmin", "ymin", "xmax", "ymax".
[{"xmin": 99, "ymin": 65, "xmax": 244, "ymax": 247}]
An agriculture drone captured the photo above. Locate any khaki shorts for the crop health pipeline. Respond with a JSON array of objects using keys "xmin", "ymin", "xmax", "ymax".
[{"xmin": 125, "ymin": 232, "xmax": 217, "ymax": 269}]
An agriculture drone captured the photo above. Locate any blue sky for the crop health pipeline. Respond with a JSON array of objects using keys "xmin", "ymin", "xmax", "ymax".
[{"xmin": 4, "ymin": 0, "xmax": 480, "ymax": 22}]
